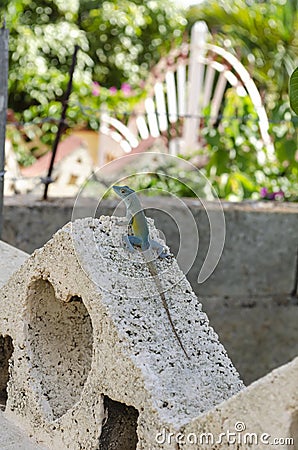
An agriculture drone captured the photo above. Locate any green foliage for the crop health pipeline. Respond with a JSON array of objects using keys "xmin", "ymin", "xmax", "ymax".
[
  {"xmin": 199, "ymin": 90, "xmax": 298, "ymax": 201},
  {"xmin": 119, "ymin": 169, "xmax": 207, "ymax": 199},
  {"xmin": 290, "ymin": 67, "xmax": 298, "ymax": 115},
  {"xmin": 4, "ymin": 0, "xmax": 186, "ymax": 113},
  {"xmin": 6, "ymin": 125, "xmax": 38, "ymax": 167},
  {"xmin": 5, "ymin": 0, "xmax": 91, "ymax": 112},
  {"xmin": 187, "ymin": 0, "xmax": 298, "ymax": 110},
  {"xmin": 3, "ymin": 0, "xmax": 185, "ymax": 159},
  {"xmin": 120, "ymin": 89, "xmax": 297, "ymax": 202},
  {"xmin": 2, "ymin": 0, "xmax": 298, "ymax": 202},
  {"xmin": 183, "ymin": 0, "xmax": 298, "ymax": 201},
  {"xmin": 79, "ymin": 0, "xmax": 186, "ymax": 88},
  {"xmin": 200, "ymin": 90, "xmax": 259, "ymax": 199}
]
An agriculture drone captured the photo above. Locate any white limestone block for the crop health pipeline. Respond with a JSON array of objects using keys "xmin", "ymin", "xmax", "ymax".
[
  {"xmin": 0, "ymin": 411, "xmax": 48, "ymax": 450},
  {"xmin": 0, "ymin": 216, "xmax": 243, "ymax": 449},
  {"xmin": 181, "ymin": 356, "xmax": 298, "ymax": 449},
  {"xmin": 0, "ymin": 241, "xmax": 28, "ymax": 289}
]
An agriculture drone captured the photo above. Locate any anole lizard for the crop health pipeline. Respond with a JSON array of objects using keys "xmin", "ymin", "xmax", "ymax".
[{"xmin": 113, "ymin": 185, "xmax": 190, "ymax": 359}]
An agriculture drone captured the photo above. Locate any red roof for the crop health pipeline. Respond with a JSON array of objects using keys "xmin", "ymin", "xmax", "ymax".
[{"xmin": 20, "ymin": 135, "xmax": 85, "ymax": 177}]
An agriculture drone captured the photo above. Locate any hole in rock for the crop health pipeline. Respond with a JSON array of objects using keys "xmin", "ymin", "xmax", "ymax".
[
  {"xmin": 27, "ymin": 279, "xmax": 93, "ymax": 419},
  {"xmin": 0, "ymin": 335, "xmax": 14, "ymax": 410},
  {"xmin": 98, "ymin": 395, "xmax": 139, "ymax": 450}
]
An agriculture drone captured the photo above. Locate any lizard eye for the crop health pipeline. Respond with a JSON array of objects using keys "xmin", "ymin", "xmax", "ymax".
[{"xmin": 121, "ymin": 189, "xmax": 125, "ymax": 193}]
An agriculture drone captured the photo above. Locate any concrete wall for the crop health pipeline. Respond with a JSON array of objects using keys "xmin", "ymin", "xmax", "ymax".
[
  {"xmin": 3, "ymin": 196, "xmax": 298, "ymax": 297},
  {"xmin": 2, "ymin": 195, "xmax": 298, "ymax": 384}
]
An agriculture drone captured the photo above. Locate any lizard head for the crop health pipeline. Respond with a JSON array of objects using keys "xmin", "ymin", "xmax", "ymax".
[{"xmin": 113, "ymin": 185, "xmax": 135, "ymax": 199}]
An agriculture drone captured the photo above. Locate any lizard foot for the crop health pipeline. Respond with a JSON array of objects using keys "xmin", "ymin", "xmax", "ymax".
[
  {"xmin": 149, "ymin": 239, "xmax": 170, "ymax": 259},
  {"xmin": 123, "ymin": 235, "xmax": 141, "ymax": 253}
]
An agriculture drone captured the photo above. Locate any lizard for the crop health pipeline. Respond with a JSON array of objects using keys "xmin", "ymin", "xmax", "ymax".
[{"xmin": 113, "ymin": 185, "xmax": 190, "ymax": 359}]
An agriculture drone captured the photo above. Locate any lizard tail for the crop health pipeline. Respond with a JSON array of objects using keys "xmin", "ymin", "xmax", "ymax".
[
  {"xmin": 146, "ymin": 259, "xmax": 190, "ymax": 360},
  {"xmin": 161, "ymin": 295, "xmax": 190, "ymax": 360}
]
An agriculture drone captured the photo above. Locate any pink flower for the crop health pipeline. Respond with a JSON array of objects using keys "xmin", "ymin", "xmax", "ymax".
[
  {"xmin": 92, "ymin": 82, "xmax": 100, "ymax": 96},
  {"xmin": 109, "ymin": 86, "xmax": 117, "ymax": 94},
  {"xmin": 260, "ymin": 187, "xmax": 268, "ymax": 198},
  {"xmin": 272, "ymin": 190, "xmax": 285, "ymax": 200},
  {"xmin": 121, "ymin": 82, "xmax": 132, "ymax": 96},
  {"xmin": 260, "ymin": 187, "xmax": 284, "ymax": 200}
]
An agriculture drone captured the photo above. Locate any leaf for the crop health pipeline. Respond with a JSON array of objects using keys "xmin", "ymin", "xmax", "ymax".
[
  {"xmin": 232, "ymin": 172, "xmax": 256, "ymax": 192},
  {"xmin": 289, "ymin": 67, "xmax": 298, "ymax": 115},
  {"xmin": 275, "ymin": 138, "xmax": 297, "ymax": 163}
]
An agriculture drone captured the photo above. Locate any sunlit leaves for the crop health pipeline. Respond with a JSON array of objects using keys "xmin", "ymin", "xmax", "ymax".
[
  {"xmin": 79, "ymin": 0, "xmax": 186, "ymax": 88},
  {"xmin": 188, "ymin": 0, "xmax": 298, "ymax": 109},
  {"xmin": 5, "ymin": 0, "xmax": 186, "ymax": 112},
  {"xmin": 289, "ymin": 67, "xmax": 298, "ymax": 115}
]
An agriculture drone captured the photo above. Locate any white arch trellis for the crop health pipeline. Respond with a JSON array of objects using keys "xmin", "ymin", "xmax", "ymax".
[{"xmin": 99, "ymin": 21, "xmax": 274, "ymax": 165}]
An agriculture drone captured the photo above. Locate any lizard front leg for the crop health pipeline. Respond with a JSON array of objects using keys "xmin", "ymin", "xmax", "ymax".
[
  {"xmin": 123, "ymin": 235, "xmax": 142, "ymax": 253},
  {"xmin": 113, "ymin": 208, "xmax": 133, "ymax": 227}
]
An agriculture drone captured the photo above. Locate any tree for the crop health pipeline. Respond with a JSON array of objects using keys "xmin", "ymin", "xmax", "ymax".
[
  {"xmin": 78, "ymin": 0, "xmax": 187, "ymax": 88},
  {"xmin": 4, "ymin": 0, "xmax": 91, "ymax": 112},
  {"xmin": 2, "ymin": 0, "xmax": 186, "ymax": 113},
  {"xmin": 187, "ymin": 0, "xmax": 298, "ymax": 110},
  {"xmin": 290, "ymin": 66, "xmax": 298, "ymax": 115}
]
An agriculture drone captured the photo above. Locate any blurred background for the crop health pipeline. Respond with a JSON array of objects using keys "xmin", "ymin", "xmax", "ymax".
[
  {"xmin": 0, "ymin": 0, "xmax": 298, "ymax": 386},
  {"xmin": 0, "ymin": 0, "xmax": 297, "ymax": 201}
]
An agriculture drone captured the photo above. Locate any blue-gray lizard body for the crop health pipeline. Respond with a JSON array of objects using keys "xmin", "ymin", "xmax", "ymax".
[{"xmin": 113, "ymin": 185, "xmax": 190, "ymax": 359}]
